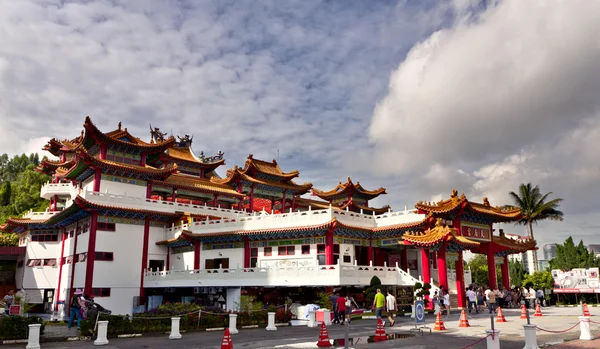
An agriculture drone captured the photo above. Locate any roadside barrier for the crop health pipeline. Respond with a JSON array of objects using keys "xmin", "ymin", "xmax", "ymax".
[
  {"xmin": 578, "ymin": 316, "xmax": 594, "ymax": 340},
  {"xmin": 26, "ymin": 324, "xmax": 41, "ymax": 349},
  {"xmin": 94, "ymin": 320, "xmax": 109, "ymax": 345},
  {"xmin": 169, "ymin": 317, "xmax": 182, "ymax": 339},
  {"xmin": 228, "ymin": 314, "xmax": 238, "ymax": 335},
  {"xmin": 266, "ymin": 312, "xmax": 277, "ymax": 331},
  {"xmin": 522, "ymin": 324, "xmax": 538, "ymax": 349}
]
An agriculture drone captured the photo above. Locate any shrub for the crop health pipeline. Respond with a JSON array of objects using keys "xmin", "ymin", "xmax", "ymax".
[{"xmin": 0, "ymin": 315, "xmax": 45, "ymax": 340}]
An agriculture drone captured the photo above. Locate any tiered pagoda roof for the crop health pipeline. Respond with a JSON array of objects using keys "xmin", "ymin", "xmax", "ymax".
[
  {"xmin": 401, "ymin": 218, "xmax": 480, "ymax": 251},
  {"xmin": 154, "ymin": 174, "xmax": 244, "ymax": 199},
  {"xmin": 415, "ymin": 190, "xmax": 522, "ymax": 223},
  {"xmin": 311, "ymin": 177, "xmax": 387, "ymax": 214},
  {"xmin": 213, "ymin": 155, "xmax": 313, "ymax": 196},
  {"xmin": 37, "ymin": 159, "xmax": 76, "ymax": 176}
]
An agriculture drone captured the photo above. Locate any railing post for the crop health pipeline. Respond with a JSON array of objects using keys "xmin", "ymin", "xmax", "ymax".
[
  {"xmin": 578, "ymin": 316, "xmax": 594, "ymax": 340},
  {"xmin": 25, "ymin": 324, "xmax": 41, "ymax": 349},
  {"xmin": 169, "ymin": 317, "xmax": 182, "ymax": 339},
  {"xmin": 485, "ymin": 329, "xmax": 500, "ymax": 349},
  {"xmin": 323, "ymin": 309, "xmax": 332, "ymax": 326},
  {"xmin": 308, "ymin": 310, "xmax": 317, "ymax": 328},
  {"xmin": 94, "ymin": 320, "xmax": 109, "ymax": 346},
  {"xmin": 266, "ymin": 312, "xmax": 277, "ymax": 331},
  {"xmin": 523, "ymin": 324, "xmax": 539, "ymax": 349},
  {"xmin": 229, "ymin": 313, "xmax": 239, "ymax": 334}
]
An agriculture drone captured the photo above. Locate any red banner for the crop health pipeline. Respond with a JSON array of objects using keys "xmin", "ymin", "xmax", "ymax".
[{"xmin": 461, "ymin": 224, "xmax": 491, "ymax": 241}]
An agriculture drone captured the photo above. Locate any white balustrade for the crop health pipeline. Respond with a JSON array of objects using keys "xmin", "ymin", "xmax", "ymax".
[
  {"xmin": 25, "ymin": 324, "xmax": 41, "ymax": 349},
  {"xmin": 94, "ymin": 320, "xmax": 109, "ymax": 346},
  {"xmin": 169, "ymin": 317, "xmax": 182, "ymax": 340},
  {"xmin": 266, "ymin": 312, "xmax": 277, "ymax": 331},
  {"xmin": 229, "ymin": 314, "xmax": 239, "ymax": 334},
  {"xmin": 40, "ymin": 182, "xmax": 76, "ymax": 199}
]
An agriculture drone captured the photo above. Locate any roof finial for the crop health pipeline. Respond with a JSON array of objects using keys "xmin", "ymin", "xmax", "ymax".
[{"xmin": 118, "ymin": 121, "xmax": 122, "ymax": 130}]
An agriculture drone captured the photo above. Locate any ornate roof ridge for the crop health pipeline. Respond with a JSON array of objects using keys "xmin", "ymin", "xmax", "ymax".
[{"xmin": 312, "ymin": 177, "xmax": 387, "ymax": 200}]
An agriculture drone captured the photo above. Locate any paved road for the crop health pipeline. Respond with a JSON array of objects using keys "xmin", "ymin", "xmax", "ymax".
[{"xmin": 7, "ymin": 306, "xmax": 600, "ymax": 348}]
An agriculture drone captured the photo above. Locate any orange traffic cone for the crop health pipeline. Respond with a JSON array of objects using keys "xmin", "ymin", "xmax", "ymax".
[
  {"xmin": 583, "ymin": 303, "xmax": 591, "ymax": 316},
  {"xmin": 373, "ymin": 318, "xmax": 388, "ymax": 341},
  {"xmin": 520, "ymin": 305, "xmax": 527, "ymax": 319},
  {"xmin": 316, "ymin": 322, "xmax": 332, "ymax": 347},
  {"xmin": 496, "ymin": 307, "xmax": 507, "ymax": 322},
  {"xmin": 220, "ymin": 328, "xmax": 233, "ymax": 349},
  {"xmin": 534, "ymin": 304, "xmax": 543, "ymax": 317},
  {"xmin": 433, "ymin": 312, "xmax": 446, "ymax": 331},
  {"xmin": 458, "ymin": 310, "xmax": 470, "ymax": 328}
]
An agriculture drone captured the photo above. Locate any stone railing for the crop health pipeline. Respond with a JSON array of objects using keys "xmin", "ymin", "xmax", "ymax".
[
  {"xmin": 83, "ymin": 190, "xmax": 249, "ymax": 219},
  {"xmin": 40, "ymin": 182, "xmax": 76, "ymax": 199},
  {"xmin": 21, "ymin": 210, "xmax": 60, "ymax": 220},
  {"xmin": 144, "ymin": 263, "xmax": 412, "ymax": 288}
]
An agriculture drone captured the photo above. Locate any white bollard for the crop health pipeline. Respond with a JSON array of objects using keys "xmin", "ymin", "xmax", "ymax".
[
  {"xmin": 229, "ymin": 313, "xmax": 239, "ymax": 334},
  {"xmin": 25, "ymin": 324, "xmax": 41, "ymax": 349},
  {"xmin": 578, "ymin": 316, "xmax": 594, "ymax": 340},
  {"xmin": 266, "ymin": 312, "xmax": 277, "ymax": 331},
  {"xmin": 323, "ymin": 309, "xmax": 332, "ymax": 326},
  {"xmin": 169, "ymin": 317, "xmax": 182, "ymax": 339},
  {"xmin": 522, "ymin": 324, "xmax": 539, "ymax": 349},
  {"xmin": 307, "ymin": 310, "xmax": 317, "ymax": 328},
  {"xmin": 485, "ymin": 330, "xmax": 500, "ymax": 349},
  {"xmin": 94, "ymin": 320, "xmax": 109, "ymax": 346}
]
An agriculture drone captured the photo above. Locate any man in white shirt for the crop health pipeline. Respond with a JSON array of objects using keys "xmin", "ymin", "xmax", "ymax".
[
  {"xmin": 466, "ymin": 287, "xmax": 478, "ymax": 314},
  {"xmin": 385, "ymin": 290, "xmax": 397, "ymax": 326}
]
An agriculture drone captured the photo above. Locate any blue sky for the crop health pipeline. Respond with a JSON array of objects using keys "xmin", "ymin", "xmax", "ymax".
[{"xmin": 1, "ymin": 0, "xmax": 600, "ymax": 251}]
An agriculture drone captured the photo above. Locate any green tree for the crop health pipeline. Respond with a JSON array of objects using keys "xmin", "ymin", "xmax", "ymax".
[
  {"xmin": 509, "ymin": 259, "xmax": 525, "ymax": 288},
  {"xmin": 522, "ymin": 271, "xmax": 554, "ymax": 290},
  {"xmin": 549, "ymin": 237, "xmax": 600, "ymax": 270},
  {"xmin": 10, "ymin": 164, "xmax": 49, "ymax": 214},
  {"xmin": 508, "ymin": 183, "xmax": 564, "ymax": 272},
  {"xmin": 467, "ymin": 254, "xmax": 502, "ymax": 287},
  {"xmin": 365, "ymin": 276, "xmax": 382, "ymax": 304},
  {"xmin": 0, "ymin": 181, "xmax": 11, "ymax": 206},
  {"xmin": 0, "ymin": 233, "xmax": 19, "ymax": 247}
]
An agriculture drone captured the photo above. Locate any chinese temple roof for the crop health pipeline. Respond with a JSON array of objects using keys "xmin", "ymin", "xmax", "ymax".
[
  {"xmin": 415, "ymin": 190, "xmax": 522, "ymax": 223},
  {"xmin": 312, "ymin": 177, "xmax": 386, "ymax": 202},
  {"xmin": 155, "ymin": 174, "xmax": 244, "ymax": 199},
  {"xmin": 163, "ymin": 147, "xmax": 225, "ymax": 168},
  {"xmin": 338, "ymin": 200, "xmax": 390, "ymax": 215},
  {"xmin": 492, "ymin": 230, "xmax": 537, "ymax": 253},
  {"xmin": 243, "ymin": 154, "xmax": 299, "ymax": 180},
  {"xmin": 36, "ymin": 159, "xmax": 76, "ymax": 175},
  {"xmin": 81, "ymin": 117, "xmax": 175, "ymax": 152},
  {"xmin": 401, "ymin": 218, "xmax": 480, "ymax": 250}
]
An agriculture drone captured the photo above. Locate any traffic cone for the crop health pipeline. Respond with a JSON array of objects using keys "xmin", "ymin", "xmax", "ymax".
[
  {"xmin": 373, "ymin": 318, "xmax": 388, "ymax": 341},
  {"xmin": 220, "ymin": 328, "xmax": 233, "ymax": 349},
  {"xmin": 520, "ymin": 305, "xmax": 527, "ymax": 319},
  {"xmin": 583, "ymin": 303, "xmax": 591, "ymax": 317},
  {"xmin": 458, "ymin": 309, "xmax": 470, "ymax": 328},
  {"xmin": 534, "ymin": 304, "xmax": 543, "ymax": 317},
  {"xmin": 316, "ymin": 322, "xmax": 332, "ymax": 347},
  {"xmin": 433, "ymin": 312, "xmax": 446, "ymax": 331},
  {"xmin": 496, "ymin": 307, "xmax": 507, "ymax": 322}
]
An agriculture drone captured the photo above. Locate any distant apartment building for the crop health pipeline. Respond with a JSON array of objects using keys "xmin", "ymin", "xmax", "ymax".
[
  {"xmin": 587, "ymin": 244, "xmax": 600, "ymax": 257},
  {"xmin": 543, "ymin": 243, "xmax": 557, "ymax": 260},
  {"xmin": 509, "ymin": 250, "xmax": 537, "ymax": 275}
]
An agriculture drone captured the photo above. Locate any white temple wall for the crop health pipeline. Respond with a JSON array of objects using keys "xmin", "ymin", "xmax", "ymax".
[
  {"xmin": 147, "ymin": 226, "xmax": 168, "ymax": 268},
  {"xmin": 202, "ymin": 248, "xmax": 243, "ymax": 269},
  {"xmin": 171, "ymin": 250, "xmax": 194, "ymax": 270},
  {"xmin": 75, "ymin": 233, "xmax": 89, "ymax": 255},
  {"xmin": 99, "ymin": 179, "xmax": 146, "ymax": 198},
  {"xmin": 94, "ymin": 287, "xmax": 139, "ymax": 316},
  {"xmin": 94, "ymin": 225, "xmax": 142, "ymax": 288},
  {"xmin": 339, "ymin": 243, "xmax": 355, "ymax": 264}
]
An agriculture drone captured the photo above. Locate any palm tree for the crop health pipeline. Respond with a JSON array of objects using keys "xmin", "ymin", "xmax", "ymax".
[{"xmin": 508, "ymin": 183, "xmax": 564, "ymax": 272}]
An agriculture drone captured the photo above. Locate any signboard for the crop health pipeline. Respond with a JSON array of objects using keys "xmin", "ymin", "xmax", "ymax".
[
  {"xmin": 414, "ymin": 300, "xmax": 425, "ymax": 324},
  {"xmin": 9, "ymin": 305, "xmax": 21, "ymax": 315},
  {"xmin": 552, "ymin": 268, "xmax": 600, "ymax": 293},
  {"xmin": 495, "ymin": 256, "xmax": 504, "ymax": 265},
  {"xmin": 461, "ymin": 222, "xmax": 491, "ymax": 241}
]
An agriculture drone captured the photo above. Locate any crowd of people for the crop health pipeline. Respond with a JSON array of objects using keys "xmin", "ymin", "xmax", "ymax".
[
  {"xmin": 327, "ymin": 288, "xmax": 398, "ymax": 326},
  {"xmin": 463, "ymin": 285, "xmax": 545, "ymax": 315}
]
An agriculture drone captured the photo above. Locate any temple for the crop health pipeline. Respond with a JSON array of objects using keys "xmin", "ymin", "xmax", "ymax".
[{"xmin": 0, "ymin": 118, "xmax": 536, "ymax": 316}]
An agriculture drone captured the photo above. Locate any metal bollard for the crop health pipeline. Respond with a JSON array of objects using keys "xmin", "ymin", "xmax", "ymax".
[
  {"xmin": 578, "ymin": 316, "xmax": 594, "ymax": 340},
  {"xmin": 323, "ymin": 309, "xmax": 332, "ymax": 326},
  {"xmin": 266, "ymin": 311, "xmax": 277, "ymax": 331},
  {"xmin": 94, "ymin": 320, "xmax": 109, "ymax": 346},
  {"xmin": 25, "ymin": 324, "xmax": 41, "ymax": 349},
  {"xmin": 522, "ymin": 324, "xmax": 539, "ymax": 349},
  {"xmin": 169, "ymin": 317, "xmax": 182, "ymax": 339},
  {"xmin": 307, "ymin": 310, "xmax": 317, "ymax": 328},
  {"xmin": 485, "ymin": 329, "xmax": 500, "ymax": 349},
  {"xmin": 229, "ymin": 313, "xmax": 239, "ymax": 334}
]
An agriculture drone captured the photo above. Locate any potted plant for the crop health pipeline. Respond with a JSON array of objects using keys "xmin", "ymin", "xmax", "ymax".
[{"xmin": 411, "ymin": 282, "xmax": 431, "ymax": 318}]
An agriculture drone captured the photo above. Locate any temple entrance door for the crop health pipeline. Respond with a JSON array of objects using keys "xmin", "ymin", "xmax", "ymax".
[{"xmin": 354, "ymin": 246, "xmax": 368, "ymax": 265}]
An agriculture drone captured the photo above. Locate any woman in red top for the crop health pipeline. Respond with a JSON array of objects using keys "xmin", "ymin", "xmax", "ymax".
[{"xmin": 335, "ymin": 296, "xmax": 347, "ymax": 325}]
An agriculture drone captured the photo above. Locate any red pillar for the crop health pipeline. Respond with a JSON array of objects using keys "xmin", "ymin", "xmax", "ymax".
[
  {"xmin": 68, "ymin": 222, "xmax": 79, "ymax": 312},
  {"xmin": 194, "ymin": 241, "xmax": 201, "ymax": 270},
  {"xmin": 212, "ymin": 194, "xmax": 218, "ymax": 207},
  {"xmin": 400, "ymin": 247, "xmax": 408, "ymax": 270},
  {"xmin": 84, "ymin": 212, "xmax": 99, "ymax": 295},
  {"xmin": 437, "ymin": 246, "xmax": 448, "ymax": 290},
  {"xmin": 171, "ymin": 190, "xmax": 176, "ymax": 202},
  {"xmin": 421, "ymin": 248, "xmax": 431, "ymax": 284},
  {"xmin": 501, "ymin": 255, "xmax": 510, "ymax": 289},
  {"xmin": 281, "ymin": 191, "xmax": 287, "ymax": 213},
  {"xmin": 292, "ymin": 195, "xmax": 296, "ymax": 211},
  {"xmin": 249, "ymin": 186, "xmax": 255, "ymax": 212},
  {"xmin": 367, "ymin": 241, "xmax": 374, "ymax": 266},
  {"xmin": 243, "ymin": 237, "xmax": 251, "ymax": 269},
  {"xmin": 146, "ymin": 181, "xmax": 152, "ymax": 199},
  {"xmin": 139, "ymin": 153, "xmax": 146, "ymax": 166},
  {"xmin": 325, "ymin": 228, "xmax": 334, "ymax": 265},
  {"xmin": 99, "ymin": 145, "xmax": 107, "ymax": 160},
  {"xmin": 166, "ymin": 247, "xmax": 170, "ymax": 270},
  {"xmin": 456, "ymin": 251, "xmax": 466, "ymax": 309},
  {"xmin": 93, "ymin": 169, "xmax": 101, "ymax": 192},
  {"xmin": 139, "ymin": 218, "xmax": 150, "ymax": 298},
  {"xmin": 55, "ymin": 229, "xmax": 67, "ymax": 311},
  {"xmin": 487, "ymin": 244, "xmax": 498, "ymax": 289}
]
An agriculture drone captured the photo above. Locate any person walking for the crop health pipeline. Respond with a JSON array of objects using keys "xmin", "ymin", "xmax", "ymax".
[
  {"xmin": 385, "ymin": 290, "xmax": 397, "ymax": 326},
  {"xmin": 335, "ymin": 294, "xmax": 347, "ymax": 325},
  {"xmin": 344, "ymin": 293, "xmax": 359, "ymax": 324},
  {"xmin": 68, "ymin": 289, "xmax": 84, "ymax": 329},
  {"xmin": 487, "ymin": 288, "xmax": 498, "ymax": 314},
  {"xmin": 466, "ymin": 287, "xmax": 478, "ymax": 314},
  {"xmin": 372, "ymin": 289, "xmax": 386, "ymax": 325},
  {"xmin": 443, "ymin": 289, "xmax": 451, "ymax": 319},
  {"xmin": 3, "ymin": 290, "xmax": 14, "ymax": 315},
  {"xmin": 329, "ymin": 292, "xmax": 340, "ymax": 324}
]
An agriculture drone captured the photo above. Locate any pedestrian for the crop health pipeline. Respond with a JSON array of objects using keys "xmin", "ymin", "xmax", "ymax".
[
  {"xmin": 3, "ymin": 290, "xmax": 14, "ymax": 315},
  {"xmin": 487, "ymin": 288, "xmax": 498, "ymax": 314},
  {"xmin": 372, "ymin": 288, "xmax": 386, "ymax": 325},
  {"xmin": 466, "ymin": 287, "xmax": 478, "ymax": 314},
  {"xmin": 335, "ymin": 294, "xmax": 347, "ymax": 325},
  {"xmin": 443, "ymin": 289, "xmax": 451, "ymax": 319},
  {"xmin": 329, "ymin": 292, "xmax": 340, "ymax": 324},
  {"xmin": 344, "ymin": 293, "xmax": 359, "ymax": 324},
  {"xmin": 476, "ymin": 288, "xmax": 484, "ymax": 313},
  {"xmin": 536, "ymin": 288, "xmax": 545, "ymax": 307},
  {"xmin": 68, "ymin": 289, "xmax": 84, "ymax": 329},
  {"xmin": 385, "ymin": 290, "xmax": 397, "ymax": 326}
]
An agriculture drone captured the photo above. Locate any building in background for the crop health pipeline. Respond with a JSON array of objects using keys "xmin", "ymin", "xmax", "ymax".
[
  {"xmin": 587, "ymin": 244, "xmax": 600, "ymax": 257},
  {"xmin": 543, "ymin": 244, "xmax": 557, "ymax": 260}
]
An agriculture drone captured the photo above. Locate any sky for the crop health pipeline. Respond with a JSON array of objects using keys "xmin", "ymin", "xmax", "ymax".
[{"xmin": 1, "ymin": 0, "xmax": 599, "ymax": 252}]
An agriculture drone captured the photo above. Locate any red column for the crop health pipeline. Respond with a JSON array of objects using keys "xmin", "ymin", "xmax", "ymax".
[
  {"xmin": 55, "ymin": 229, "xmax": 67, "ymax": 311},
  {"xmin": 456, "ymin": 251, "xmax": 466, "ymax": 309},
  {"xmin": 400, "ymin": 247, "xmax": 408, "ymax": 270},
  {"xmin": 93, "ymin": 169, "xmax": 101, "ymax": 192},
  {"xmin": 171, "ymin": 190, "xmax": 176, "ymax": 202},
  {"xmin": 367, "ymin": 242, "xmax": 374, "ymax": 265},
  {"xmin": 139, "ymin": 153, "xmax": 146, "ymax": 166},
  {"xmin": 99, "ymin": 145, "xmax": 107, "ymax": 160},
  {"xmin": 243, "ymin": 237, "xmax": 251, "ymax": 269},
  {"xmin": 146, "ymin": 181, "xmax": 152, "ymax": 199},
  {"xmin": 166, "ymin": 247, "xmax": 170, "ymax": 270},
  {"xmin": 437, "ymin": 246, "xmax": 448, "ymax": 289},
  {"xmin": 139, "ymin": 218, "xmax": 150, "ymax": 298},
  {"xmin": 487, "ymin": 244, "xmax": 498, "ymax": 289},
  {"xmin": 194, "ymin": 241, "xmax": 201, "ymax": 270},
  {"xmin": 325, "ymin": 228, "xmax": 334, "ymax": 265},
  {"xmin": 292, "ymin": 196, "xmax": 296, "ymax": 211},
  {"xmin": 501, "ymin": 255, "xmax": 510, "ymax": 289},
  {"xmin": 84, "ymin": 212, "xmax": 99, "ymax": 295},
  {"xmin": 249, "ymin": 186, "xmax": 255, "ymax": 212},
  {"xmin": 68, "ymin": 222, "xmax": 79, "ymax": 312},
  {"xmin": 421, "ymin": 248, "xmax": 431, "ymax": 284},
  {"xmin": 212, "ymin": 195, "xmax": 218, "ymax": 207}
]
